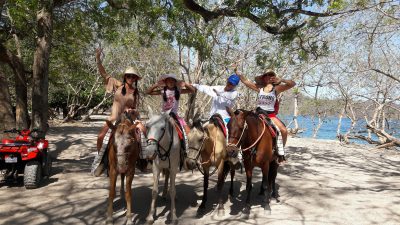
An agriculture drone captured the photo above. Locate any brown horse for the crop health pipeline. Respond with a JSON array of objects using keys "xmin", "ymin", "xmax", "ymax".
[
  {"xmin": 226, "ymin": 107, "xmax": 279, "ymax": 214},
  {"xmin": 105, "ymin": 114, "xmax": 140, "ymax": 225},
  {"xmin": 186, "ymin": 115, "xmax": 236, "ymax": 216}
]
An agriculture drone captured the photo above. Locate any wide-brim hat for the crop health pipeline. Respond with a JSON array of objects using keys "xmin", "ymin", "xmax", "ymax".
[
  {"xmin": 123, "ymin": 66, "xmax": 141, "ymax": 80},
  {"xmin": 159, "ymin": 73, "xmax": 178, "ymax": 82},
  {"xmin": 255, "ymin": 69, "xmax": 277, "ymax": 84}
]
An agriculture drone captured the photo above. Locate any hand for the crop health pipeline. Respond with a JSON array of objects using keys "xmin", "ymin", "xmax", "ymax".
[
  {"xmin": 270, "ymin": 76, "xmax": 282, "ymax": 84},
  {"xmin": 177, "ymin": 80, "xmax": 186, "ymax": 88},
  {"xmin": 157, "ymin": 80, "xmax": 165, "ymax": 87}
]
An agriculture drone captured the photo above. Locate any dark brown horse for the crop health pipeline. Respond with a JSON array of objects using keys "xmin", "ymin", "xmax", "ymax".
[
  {"xmin": 226, "ymin": 107, "xmax": 279, "ymax": 214},
  {"xmin": 105, "ymin": 114, "xmax": 140, "ymax": 225}
]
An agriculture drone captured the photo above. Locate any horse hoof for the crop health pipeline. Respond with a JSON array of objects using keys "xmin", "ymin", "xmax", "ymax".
[
  {"xmin": 105, "ymin": 217, "xmax": 113, "ymax": 225},
  {"xmin": 243, "ymin": 206, "xmax": 250, "ymax": 215},
  {"xmin": 199, "ymin": 202, "xmax": 206, "ymax": 209},
  {"xmin": 125, "ymin": 219, "xmax": 134, "ymax": 225},
  {"xmin": 217, "ymin": 208, "xmax": 225, "ymax": 217},
  {"xmin": 145, "ymin": 216, "xmax": 154, "ymax": 223}
]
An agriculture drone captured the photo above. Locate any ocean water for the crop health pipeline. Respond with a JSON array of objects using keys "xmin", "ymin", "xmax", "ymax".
[{"xmin": 281, "ymin": 115, "xmax": 400, "ymax": 144}]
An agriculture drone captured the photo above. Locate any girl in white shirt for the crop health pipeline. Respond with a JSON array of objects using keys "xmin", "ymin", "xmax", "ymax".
[
  {"xmin": 238, "ymin": 69, "xmax": 296, "ymax": 163},
  {"xmin": 146, "ymin": 74, "xmax": 195, "ymax": 134}
]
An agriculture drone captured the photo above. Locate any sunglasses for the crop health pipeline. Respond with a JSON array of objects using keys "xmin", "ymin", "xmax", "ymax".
[{"xmin": 125, "ymin": 74, "xmax": 137, "ymax": 79}]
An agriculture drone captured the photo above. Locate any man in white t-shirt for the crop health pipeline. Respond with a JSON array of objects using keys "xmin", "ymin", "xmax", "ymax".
[{"xmin": 190, "ymin": 74, "xmax": 240, "ymax": 124}]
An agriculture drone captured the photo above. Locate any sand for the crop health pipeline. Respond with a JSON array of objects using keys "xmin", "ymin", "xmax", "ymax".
[{"xmin": 0, "ymin": 119, "xmax": 399, "ymax": 225}]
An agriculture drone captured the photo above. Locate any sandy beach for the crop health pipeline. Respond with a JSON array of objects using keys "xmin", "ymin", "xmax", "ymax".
[{"xmin": 1, "ymin": 120, "xmax": 399, "ymax": 225}]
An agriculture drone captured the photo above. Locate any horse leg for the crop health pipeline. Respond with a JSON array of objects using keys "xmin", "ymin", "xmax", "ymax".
[
  {"xmin": 199, "ymin": 166, "xmax": 209, "ymax": 210},
  {"xmin": 261, "ymin": 163, "xmax": 271, "ymax": 212},
  {"xmin": 229, "ymin": 165, "xmax": 236, "ymax": 197},
  {"xmin": 120, "ymin": 174, "xmax": 125, "ymax": 202},
  {"xmin": 125, "ymin": 173, "xmax": 134, "ymax": 225},
  {"xmin": 146, "ymin": 164, "xmax": 160, "ymax": 222},
  {"xmin": 162, "ymin": 169, "xmax": 170, "ymax": 199},
  {"xmin": 216, "ymin": 160, "xmax": 228, "ymax": 216},
  {"xmin": 106, "ymin": 168, "xmax": 117, "ymax": 224},
  {"xmin": 169, "ymin": 169, "xmax": 178, "ymax": 222},
  {"xmin": 269, "ymin": 161, "xmax": 280, "ymax": 202},
  {"xmin": 244, "ymin": 168, "xmax": 253, "ymax": 215}
]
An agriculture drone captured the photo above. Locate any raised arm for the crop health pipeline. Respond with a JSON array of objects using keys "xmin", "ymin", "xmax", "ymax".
[
  {"xmin": 273, "ymin": 77, "xmax": 296, "ymax": 94},
  {"xmin": 179, "ymin": 81, "xmax": 196, "ymax": 94},
  {"xmin": 145, "ymin": 83, "xmax": 162, "ymax": 95},
  {"xmin": 236, "ymin": 71, "xmax": 259, "ymax": 92},
  {"xmin": 95, "ymin": 48, "xmax": 110, "ymax": 83},
  {"xmin": 189, "ymin": 83, "xmax": 218, "ymax": 98}
]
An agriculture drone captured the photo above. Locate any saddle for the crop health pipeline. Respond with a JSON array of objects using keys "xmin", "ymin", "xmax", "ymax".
[
  {"xmin": 169, "ymin": 112, "xmax": 186, "ymax": 171},
  {"xmin": 209, "ymin": 114, "xmax": 227, "ymax": 138},
  {"xmin": 256, "ymin": 110, "xmax": 280, "ymax": 155}
]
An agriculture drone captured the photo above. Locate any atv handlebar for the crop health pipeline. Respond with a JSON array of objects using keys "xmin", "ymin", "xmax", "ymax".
[{"xmin": 3, "ymin": 128, "xmax": 45, "ymax": 138}]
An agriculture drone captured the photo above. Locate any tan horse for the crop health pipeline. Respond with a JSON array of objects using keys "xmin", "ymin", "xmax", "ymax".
[
  {"xmin": 186, "ymin": 115, "xmax": 236, "ymax": 216},
  {"xmin": 105, "ymin": 114, "xmax": 140, "ymax": 225}
]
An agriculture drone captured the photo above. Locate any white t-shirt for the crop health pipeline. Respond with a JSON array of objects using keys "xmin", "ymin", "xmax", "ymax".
[
  {"xmin": 193, "ymin": 84, "xmax": 238, "ymax": 120},
  {"xmin": 257, "ymin": 88, "xmax": 276, "ymax": 112},
  {"xmin": 161, "ymin": 88, "xmax": 179, "ymax": 114}
]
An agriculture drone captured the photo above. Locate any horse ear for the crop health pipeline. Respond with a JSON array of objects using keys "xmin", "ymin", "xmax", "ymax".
[
  {"xmin": 128, "ymin": 124, "xmax": 138, "ymax": 136},
  {"xmin": 147, "ymin": 105, "xmax": 154, "ymax": 118},
  {"xmin": 106, "ymin": 120, "xmax": 116, "ymax": 130},
  {"xmin": 226, "ymin": 106, "xmax": 235, "ymax": 117}
]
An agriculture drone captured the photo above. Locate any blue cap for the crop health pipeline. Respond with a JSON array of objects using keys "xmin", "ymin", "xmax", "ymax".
[{"xmin": 228, "ymin": 74, "xmax": 240, "ymax": 86}]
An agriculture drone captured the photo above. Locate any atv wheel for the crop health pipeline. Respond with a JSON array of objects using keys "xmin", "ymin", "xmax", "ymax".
[
  {"xmin": 24, "ymin": 161, "xmax": 42, "ymax": 189},
  {"xmin": 43, "ymin": 152, "xmax": 52, "ymax": 177},
  {"xmin": 0, "ymin": 169, "xmax": 7, "ymax": 183}
]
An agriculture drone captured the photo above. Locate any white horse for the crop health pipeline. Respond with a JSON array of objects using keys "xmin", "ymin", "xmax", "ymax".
[{"xmin": 144, "ymin": 111, "xmax": 181, "ymax": 222}]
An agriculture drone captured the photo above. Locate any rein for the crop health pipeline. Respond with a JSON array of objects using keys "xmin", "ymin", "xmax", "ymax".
[
  {"xmin": 147, "ymin": 117, "xmax": 174, "ymax": 166},
  {"xmin": 227, "ymin": 116, "xmax": 266, "ymax": 152}
]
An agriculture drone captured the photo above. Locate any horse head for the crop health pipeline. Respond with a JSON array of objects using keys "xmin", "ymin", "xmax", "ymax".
[
  {"xmin": 107, "ymin": 118, "xmax": 138, "ymax": 174},
  {"xmin": 144, "ymin": 111, "xmax": 171, "ymax": 159},
  {"xmin": 186, "ymin": 119, "xmax": 207, "ymax": 170},
  {"xmin": 226, "ymin": 107, "xmax": 251, "ymax": 165}
]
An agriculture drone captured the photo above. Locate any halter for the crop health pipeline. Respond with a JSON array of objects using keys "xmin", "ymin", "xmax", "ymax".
[
  {"xmin": 187, "ymin": 127, "xmax": 218, "ymax": 176},
  {"xmin": 147, "ymin": 117, "xmax": 174, "ymax": 167},
  {"xmin": 227, "ymin": 116, "xmax": 266, "ymax": 152}
]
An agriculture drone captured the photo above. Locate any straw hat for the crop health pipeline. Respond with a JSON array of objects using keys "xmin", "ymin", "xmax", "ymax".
[
  {"xmin": 255, "ymin": 69, "xmax": 277, "ymax": 84},
  {"xmin": 159, "ymin": 73, "xmax": 178, "ymax": 82},
  {"xmin": 123, "ymin": 66, "xmax": 141, "ymax": 80}
]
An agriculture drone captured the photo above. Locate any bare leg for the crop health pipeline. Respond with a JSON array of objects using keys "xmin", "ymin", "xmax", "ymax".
[{"xmin": 146, "ymin": 164, "xmax": 160, "ymax": 222}]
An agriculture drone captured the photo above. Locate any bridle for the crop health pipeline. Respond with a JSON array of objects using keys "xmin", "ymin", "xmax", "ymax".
[
  {"xmin": 186, "ymin": 126, "xmax": 218, "ymax": 176},
  {"xmin": 227, "ymin": 116, "xmax": 266, "ymax": 152},
  {"xmin": 147, "ymin": 117, "xmax": 174, "ymax": 166}
]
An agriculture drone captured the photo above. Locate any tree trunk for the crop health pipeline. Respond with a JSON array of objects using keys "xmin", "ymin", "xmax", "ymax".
[
  {"xmin": 0, "ymin": 69, "xmax": 15, "ymax": 138},
  {"xmin": 31, "ymin": 0, "xmax": 54, "ymax": 132},
  {"xmin": 0, "ymin": 44, "xmax": 29, "ymax": 129}
]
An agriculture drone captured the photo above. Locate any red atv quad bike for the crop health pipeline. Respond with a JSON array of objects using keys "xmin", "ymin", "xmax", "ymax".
[{"xmin": 0, "ymin": 128, "xmax": 52, "ymax": 189}]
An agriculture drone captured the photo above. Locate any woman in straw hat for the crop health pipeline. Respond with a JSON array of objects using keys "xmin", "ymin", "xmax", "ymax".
[
  {"xmin": 93, "ymin": 48, "xmax": 144, "ymax": 175},
  {"xmin": 146, "ymin": 73, "xmax": 195, "ymax": 134},
  {"xmin": 237, "ymin": 69, "xmax": 296, "ymax": 163}
]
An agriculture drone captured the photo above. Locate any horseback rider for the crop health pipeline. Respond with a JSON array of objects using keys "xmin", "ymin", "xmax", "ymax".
[
  {"xmin": 146, "ymin": 73, "xmax": 195, "ymax": 134},
  {"xmin": 93, "ymin": 48, "xmax": 145, "ymax": 176},
  {"xmin": 237, "ymin": 69, "xmax": 296, "ymax": 163},
  {"xmin": 188, "ymin": 74, "xmax": 240, "ymax": 125}
]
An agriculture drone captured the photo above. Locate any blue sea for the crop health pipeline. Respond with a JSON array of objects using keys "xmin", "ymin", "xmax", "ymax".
[{"xmin": 281, "ymin": 116, "xmax": 400, "ymax": 145}]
